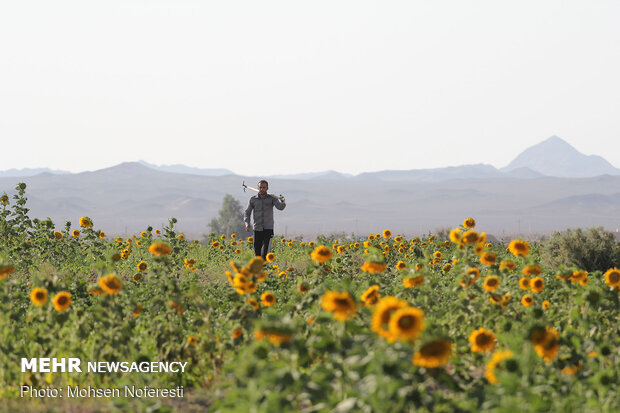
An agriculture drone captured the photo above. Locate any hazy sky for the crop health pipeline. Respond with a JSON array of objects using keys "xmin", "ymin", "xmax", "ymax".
[{"xmin": 1, "ymin": 1, "xmax": 619, "ymax": 176}]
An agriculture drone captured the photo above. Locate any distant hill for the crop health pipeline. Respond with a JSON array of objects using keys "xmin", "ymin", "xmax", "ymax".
[
  {"xmin": 138, "ymin": 160, "xmax": 234, "ymax": 176},
  {"xmin": 0, "ymin": 167, "xmax": 69, "ymax": 177},
  {"xmin": 501, "ymin": 167, "xmax": 546, "ymax": 179},
  {"xmin": 267, "ymin": 171, "xmax": 353, "ymax": 180},
  {"xmin": 355, "ymin": 164, "xmax": 504, "ymax": 181},
  {"xmin": 502, "ymin": 136, "xmax": 620, "ymax": 178}
]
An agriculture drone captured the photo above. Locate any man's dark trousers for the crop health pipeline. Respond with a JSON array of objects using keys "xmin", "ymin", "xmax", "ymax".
[{"xmin": 254, "ymin": 229, "xmax": 274, "ymax": 259}]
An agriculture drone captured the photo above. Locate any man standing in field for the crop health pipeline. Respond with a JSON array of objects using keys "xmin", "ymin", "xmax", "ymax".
[{"xmin": 244, "ymin": 180, "xmax": 286, "ymax": 259}]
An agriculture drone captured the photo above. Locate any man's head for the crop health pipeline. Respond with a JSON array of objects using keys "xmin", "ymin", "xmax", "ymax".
[{"xmin": 258, "ymin": 180, "xmax": 268, "ymax": 197}]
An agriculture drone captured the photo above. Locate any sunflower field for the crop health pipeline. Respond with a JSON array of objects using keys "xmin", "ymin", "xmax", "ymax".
[{"xmin": 1, "ymin": 183, "xmax": 619, "ymax": 412}]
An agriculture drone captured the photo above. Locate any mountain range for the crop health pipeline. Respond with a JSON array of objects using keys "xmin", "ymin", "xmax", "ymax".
[
  {"xmin": 1, "ymin": 136, "xmax": 619, "ymax": 238},
  {"xmin": 3, "ymin": 136, "xmax": 619, "ymax": 180}
]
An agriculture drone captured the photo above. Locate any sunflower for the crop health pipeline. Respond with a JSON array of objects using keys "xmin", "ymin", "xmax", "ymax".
[
  {"xmin": 361, "ymin": 261, "xmax": 387, "ymax": 274},
  {"xmin": 561, "ymin": 363, "xmax": 580, "ymax": 376},
  {"xmin": 483, "ymin": 276, "xmax": 500, "ymax": 292},
  {"xmin": 0, "ymin": 265, "xmax": 16, "ymax": 279},
  {"xmin": 99, "ymin": 232, "xmax": 106, "ymax": 239},
  {"xmin": 442, "ymin": 264, "xmax": 452, "ymax": 273},
  {"xmin": 501, "ymin": 293, "xmax": 511, "ymax": 307},
  {"xmin": 519, "ymin": 277, "xmax": 530, "ymax": 290},
  {"xmin": 530, "ymin": 277, "xmax": 545, "ymax": 293},
  {"xmin": 261, "ymin": 292, "xmax": 276, "ymax": 307},
  {"xmin": 462, "ymin": 230, "xmax": 480, "ymax": 245},
  {"xmin": 79, "ymin": 216, "xmax": 92, "ymax": 228},
  {"xmin": 468, "ymin": 267, "xmax": 482, "ymax": 281},
  {"xmin": 522, "ymin": 265, "xmax": 542, "ymax": 277},
  {"xmin": 52, "ymin": 291, "xmax": 72, "ymax": 312},
  {"xmin": 530, "ymin": 326, "xmax": 560, "ymax": 362},
  {"xmin": 521, "ymin": 295, "xmax": 534, "ymax": 307},
  {"xmin": 247, "ymin": 236, "xmax": 254, "ymax": 243},
  {"xmin": 132, "ymin": 304, "xmax": 142, "ymax": 317},
  {"xmin": 412, "ymin": 339, "xmax": 452, "ymax": 368},
  {"xmin": 254, "ymin": 329, "xmax": 292, "ymax": 346},
  {"xmin": 321, "ymin": 290, "xmax": 357, "ymax": 321},
  {"xmin": 371, "ymin": 296, "xmax": 409, "ymax": 340},
  {"xmin": 310, "ymin": 246, "xmax": 332, "ymax": 263},
  {"xmin": 388, "ymin": 306, "xmax": 425, "ymax": 342},
  {"xmin": 265, "ymin": 253, "xmax": 275, "ymax": 263},
  {"xmin": 463, "ymin": 218, "xmax": 476, "ymax": 229},
  {"xmin": 449, "ymin": 228, "xmax": 463, "ymax": 244},
  {"xmin": 499, "ymin": 260, "xmax": 515, "ymax": 272},
  {"xmin": 187, "ymin": 336, "xmax": 199, "ymax": 346},
  {"xmin": 72, "ymin": 229, "xmax": 80, "ymax": 237},
  {"xmin": 120, "ymin": 248, "xmax": 130, "ymax": 260},
  {"xmin": 478, "ymin": 252, "xmax": 495, "ymax": 266},
  {"xmin": 415, "ymin": 264, "xmax": 424, "ymax": 271},
  {"xmin": 469, "ymin": 328, "xmax": 497, "ymax": 353},
  {"xmin": 30, "ymin": 287, "xmax": 48, "ymax": 306},
  {"xmin": 542, "ymin": 300, "xmax": 550, "ymax": 310},
  {"xmin": 136, "ymin": 261, "xmax": 148, "ymax": 272},
  {"xmin": 246, "ymin": 257, "xmax": 265, "ymax": 274},
  {"xmin": 508, "ymin": 240, "xmax": 530, "ymax": 257},
  {"xmin": 0, "ymin": 195, "xmax": 8, "ymax": 204},
  {"xmin": 569, "ymin": 270, "xmax": 587, "ymax": 284},
  {"xmin": 53, "ymin": 231, "xmax": 63, "ymax": 240},
  {"xmin": 297, "ymin": 282, "xmax": 310, "ymax": 293},
  {"xmin": 433, "ymin": 251, "xmax": 442, "ymax": 259},
  {"xmin": 233, "ymin": 273, "xmax": 250, "ymax": 293},
  {"xmin": 395, "ymin": 261, "xmax": 407, "ymax": 271},
  {"xmin": 99, "ymin": 274, "xmax": 122, "ymax": 295},
  {"xmin": 232, "ymin": 328, "xmax": 243, "ymax": 339},
  {"xmin": 360, "ymin": 285, "xmax": 380, "ymax": 306},
  {"xmin": 211, "ymin": 241, "xmax": 220, "ymax": 248},
  {"xmin": 604, "ymin": 267, "xmax": 620, "ymax": 288},
  {"xmin": 485, "ymin": 350, "xmax": 514, "ymax": 384},
  {"xmin": 247, "ymin": 298, "xmax": 260, "ymax": 310},
  {"xmin": 149, "ymin": 242, "xmax": 172, "ymax": 256},
  {"xmin": 382, "ymin": 229, "xmax": 392, "ymax": 239},
  {"xmin": 489, "ymin": 294, "xmax": 502, "ymax": 305},
  {"xmin": 168, "ymin": 300, "xmax": 184, "ymax": 315},
  {"xmin": 403, "ymin": 275, "xmax": 424, "ymax": 288},
  {"xmin": 394, "ymin": 236, "xmax": 403, "ymax": 243}
]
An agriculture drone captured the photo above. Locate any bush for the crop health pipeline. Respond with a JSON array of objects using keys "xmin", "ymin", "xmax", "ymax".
[{"xmin": 541, "ymin": 227, "xmax": 620, "ymax": 272}]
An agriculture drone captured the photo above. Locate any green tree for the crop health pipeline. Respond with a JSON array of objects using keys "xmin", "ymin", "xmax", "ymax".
[
  {"xmin": 208, "ymin": 194, "xmax": 246, "ymax": 236},
  {"xmin": 541, "ymin": 227, "xmax": 620, "ymax": 272}
]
